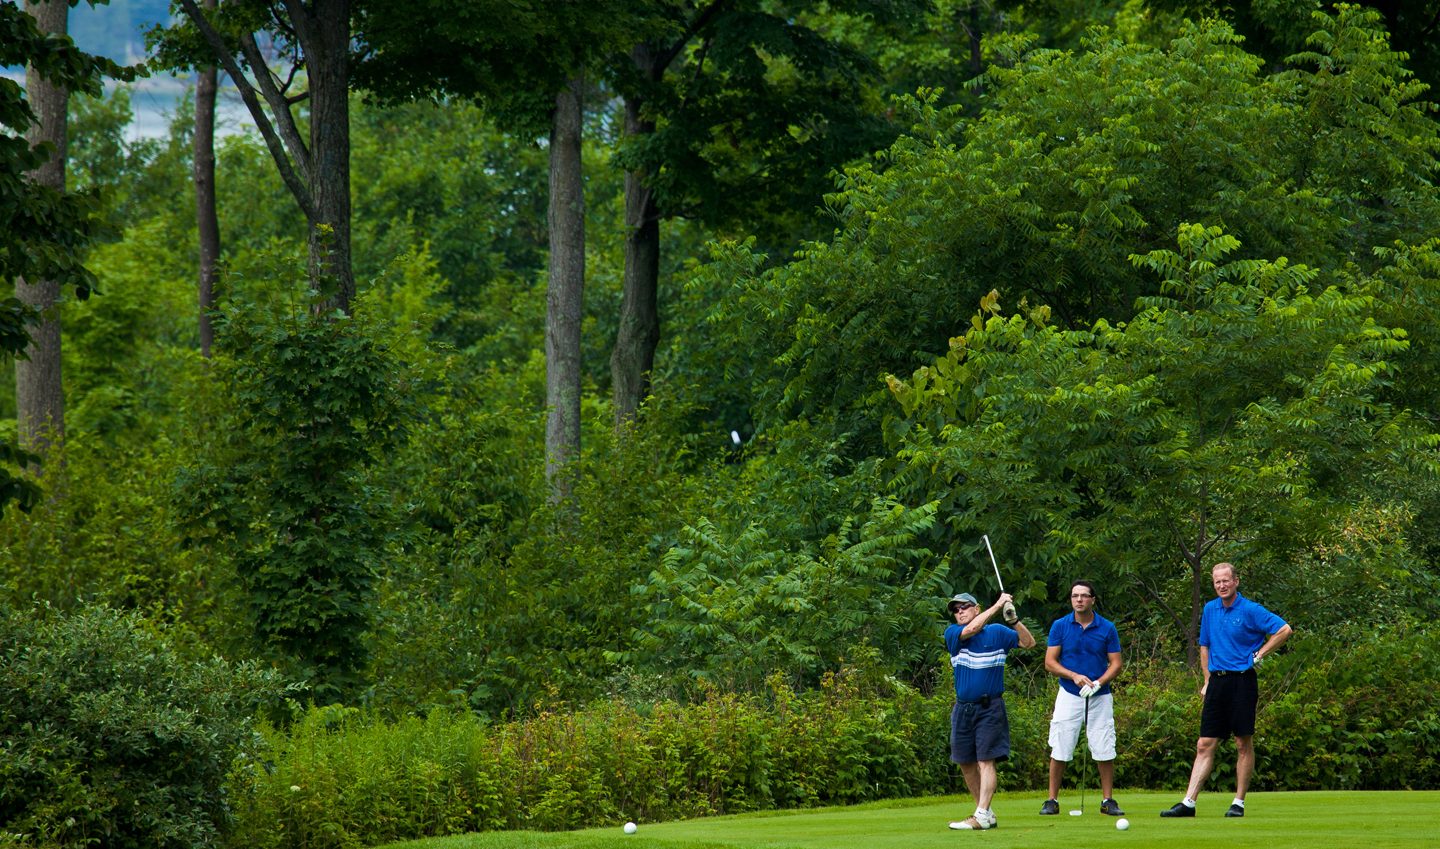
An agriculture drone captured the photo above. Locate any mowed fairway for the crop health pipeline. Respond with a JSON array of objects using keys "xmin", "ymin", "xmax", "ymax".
[{"xmin": 379, "ymin": 791, "xmax": 1438, "ymax": 849}]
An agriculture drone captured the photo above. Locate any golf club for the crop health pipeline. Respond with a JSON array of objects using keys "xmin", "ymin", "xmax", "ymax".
[
  {"xmin": 1069, "ymin": 692, "xmax": 1091, "ymax": 816},
  {"xmin": 981, "ymin": 535, "xmax": 1019, "ymax": 624}
]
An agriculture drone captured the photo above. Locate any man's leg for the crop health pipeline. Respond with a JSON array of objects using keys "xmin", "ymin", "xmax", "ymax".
[
  {"xmin": 1086, "ymin": 693, "xmax": 1118, "ymax": 801},
  {"xmin": 976, "ymin": 759, "xmax": 999, "ymax": 811},
  {"xmin": 950, "ymin": 761, "xmax": 992, "ymax": 830},
  {"xmin": 1234, "ymin": 735, "xmax": 1254, "ymax": 800},
  {"xmin": 1184, "ymin": 736, "xmax": 1220, "ymax": 800},
  {"xmin": 1047, "ymin": 688, "xmax": 1082, "ymax": 802},
  {"xmin": 958, "ymin": 761, "xmax": 981, "ymax": 802}
]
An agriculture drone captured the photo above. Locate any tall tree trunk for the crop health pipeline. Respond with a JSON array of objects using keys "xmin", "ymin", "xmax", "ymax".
[
  {"xmin": 16, "ymin": 0, "xmax": 68, "ymax": 454},
  {"xmin": 194, "ymin": 0, "xmax": 220, "ymax": 357},
  {"xmin": 610, "ymin": 46, "xmax": 661, "ymax": 426},
  {"xmin": 545, "ymin": 76, "xmax": 585, "ymax": 501},
  {"xmin": 303, "ymin": 0, "xmax": 354, "ymax": 314}
]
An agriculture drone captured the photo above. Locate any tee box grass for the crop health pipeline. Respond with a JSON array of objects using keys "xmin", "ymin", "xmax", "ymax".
[{"xmin": 379, "ymin": 790, "xmax": 1439, "ymax": 849}]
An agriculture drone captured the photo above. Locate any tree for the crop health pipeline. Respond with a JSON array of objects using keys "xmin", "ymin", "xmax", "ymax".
[
  {"xmin": 607, "ymin": 0, "xmax": 931, "ymax": 425},
  {"xmin": 884, "ymin": 225, "xmax": 1439, "ymax": 661},
  {"xmin": 1, "ymin": 0, "xmax": 133, "ymax": 510},
  {"xmin": 15, "ymin": 0, "xmax": 71, "ymax": 456},
  {"xmin": 154, "ymin": 0, "xmax": 356, "ymax": 313},
  {"xmin": 175, "ymin": 294, "xmax": 407, "ymax": 698},
  {"xmin": 193, "ymin": 0, "xmax": 220, "ymax": 357},
  {"xmin": 349, "ymin": 0, "xmax": 639, "ymax": 498},
  {"xmin": 545, "ymin": 76, "xmax": 584, "ymax": 499}
]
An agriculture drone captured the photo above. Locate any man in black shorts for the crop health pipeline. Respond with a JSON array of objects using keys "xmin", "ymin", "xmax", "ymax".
[{"xmin": 1161, "ymin": 562, "xmax": 1292, "ymax": 818}]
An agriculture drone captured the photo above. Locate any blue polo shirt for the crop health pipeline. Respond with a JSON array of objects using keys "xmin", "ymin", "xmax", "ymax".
[
  {"xmin": 1047, "ymin": 612, "xmax": 1122, "ymax": 697},
  {"xmin": 1199, "ymin": 593, "xmax": 1288, "ymax": 672},
  {"xmin": 946, "ymin": 623, "xmax": 1019, "ymax": 702}
]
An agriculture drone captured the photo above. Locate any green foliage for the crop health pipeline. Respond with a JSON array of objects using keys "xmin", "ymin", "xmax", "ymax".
[
  {"xmin": 618, "ymin": 497, "xmax": 946, "ymax": 689},
  {"xmin": 348, "ymin": 100, "xmax": 551, "ymax": 352},
  {"xmin": 175, "ymin": 278, "xmax": 411, "ymax": 699},
  {"xmin": 614, "ymin": 0, "xmax": 928, "ymax": 246},
  {"xmin": 883, "ymin": 225, "xmax": 1438, "ymax": 652},
  {"xmin": 717, "ymin": 10, "xmax": 1440, "ymax": 451},
  {"xmin": 368, "ymin": 380, "xmax": 734, "ymax": 717},
  {"xmin": 1250, "ymin": 625, "xmax": 1440, "ymax": 790},
  {"xmin": 352, "ymin": 0, "xmax": 642, "ymax": 136},
  {"xmin": 0, "ymin": 435, "xmax": 215, "ymax": 633},
  {"xmin": 0, "ymin": 605, "xmax": 282, "ymax": 849},
  {"xmin": 365, "ymin": 353, "xmax": 548, "ymax": 715}
]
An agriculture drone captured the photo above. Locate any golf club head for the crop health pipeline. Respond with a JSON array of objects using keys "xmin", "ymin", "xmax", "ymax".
[{"xmin": 1069, "ymin": 810, "xmax": 1083, "ymax": 816}]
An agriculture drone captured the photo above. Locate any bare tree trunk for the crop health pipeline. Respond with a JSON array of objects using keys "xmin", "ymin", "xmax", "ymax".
[
  {"xmin": 16, "ymin": 0, "xmax": 68, "ymax": 454},
  {"xmin": 180, "ymin": 0, "xmax": 354, "ymax": 313},
  {"xmin": 610, "ymin": 50, "xmax": 660, "ymax": 427},
  {"xmin": 545, "ymin": 76, "xmax": 585, "ymax": 501},
  {"xmin": 195, "ymin": 0, "xmax": 220, "ymax": 357},
  {"xmin": 301, "ymin": 0, "xmax": 354, "ymax": 314}
]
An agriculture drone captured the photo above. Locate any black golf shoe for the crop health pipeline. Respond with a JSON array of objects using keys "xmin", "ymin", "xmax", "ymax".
[
  {"xmin": 1100, "ymin": 798, "xmax": 1125, "ymax": 816},
  {"xmin": 1039, "ymin": 799, "xmax": 1059, "ymax": 815},
  {"xmin": 1225, "ymin": 803, "xmax": 1245, "ymax": 817},
  {"xmin": 1160, "ymin": 802, "xmax": 1195, "ymax": 817}
]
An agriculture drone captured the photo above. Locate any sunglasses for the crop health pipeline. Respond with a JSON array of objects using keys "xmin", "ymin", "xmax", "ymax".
[{"xmin": 951, "ymin": 603, "xmax": 977, "ymax": 612}]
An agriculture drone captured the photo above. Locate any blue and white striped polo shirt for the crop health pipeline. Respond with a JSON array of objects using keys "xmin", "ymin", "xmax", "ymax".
[{"xmin": 946, "ymin": 622, "xmax": 1019, "ymax": 702}]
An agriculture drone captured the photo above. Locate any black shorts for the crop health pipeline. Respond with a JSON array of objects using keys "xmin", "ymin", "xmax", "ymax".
[
  {"xmin": 1199, "ymin": 669, "xmax": 1258, "ymax": 739},
  {"xmin": 951, "ymin": 697, "xmax": 1011, "ymax": 764}
]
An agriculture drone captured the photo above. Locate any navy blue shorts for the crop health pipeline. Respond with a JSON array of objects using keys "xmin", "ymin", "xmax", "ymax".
[
  {"xmin": 1200, "ymin": 669, "xmax": 1258, "ymax": 739},
  {"xmin": 950, "ymin": 697, "xmax": 1011, "ymax": 764}
]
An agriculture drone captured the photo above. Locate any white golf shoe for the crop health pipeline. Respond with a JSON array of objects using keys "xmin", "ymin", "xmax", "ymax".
[{"xmin": 948, "ymin": 813, "xmax": 993, "ymax": 831}]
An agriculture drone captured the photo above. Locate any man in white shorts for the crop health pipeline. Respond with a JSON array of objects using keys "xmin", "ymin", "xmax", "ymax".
[{"xmin": 1040, "ymin": 580, "xmax": 1125, "ymax": 816}]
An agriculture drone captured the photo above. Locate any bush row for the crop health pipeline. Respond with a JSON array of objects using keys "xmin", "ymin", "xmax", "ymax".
[{"xmin": 227, "ymin": 626, "xmax": 1440, "ymax": 849}]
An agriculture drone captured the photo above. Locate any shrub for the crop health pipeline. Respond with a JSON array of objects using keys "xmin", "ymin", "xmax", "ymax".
[{"xmin": 0, "ymin": 605, "xmax": 282, "ymax": 849}]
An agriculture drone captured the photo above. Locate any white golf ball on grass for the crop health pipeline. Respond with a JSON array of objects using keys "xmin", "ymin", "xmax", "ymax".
[
  {"xmin": 1116, "ymin": 817, "xmax": 1130, "ymax": 830},
  {"xmin": 623, "ymin": 821, "xmax": 638, "ymax": 834}
]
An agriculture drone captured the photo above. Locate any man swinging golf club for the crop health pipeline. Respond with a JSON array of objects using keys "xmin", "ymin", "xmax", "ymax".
[
  {"xmin": 1040, "ymin": 580, "xmax": 1125, "ymax": 817},
  {"xmin": 945, "ymin": 587, "xmax": 1035, "ymax": 831}
]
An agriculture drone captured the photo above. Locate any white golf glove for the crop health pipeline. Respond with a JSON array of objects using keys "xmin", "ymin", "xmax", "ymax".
[{"xmin": 1078, "ymin": 684, "xmax": 1096, "ymax": 698}]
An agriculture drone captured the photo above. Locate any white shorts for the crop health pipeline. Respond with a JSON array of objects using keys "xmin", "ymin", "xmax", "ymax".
[{"xmin": 1048, "ymin": 689, "xmax": 1117, "ymax": 762}]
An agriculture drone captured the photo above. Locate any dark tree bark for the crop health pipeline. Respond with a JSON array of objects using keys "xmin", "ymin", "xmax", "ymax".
[
  {"xmin": 295, "ymin": 0, "xmax": 354, "ymax": 313},
  {"xmin": 15, "ymin": 0, "xmax": 68, "ymax": 454},
  {"xmin": 610, "ymin": 45, "xmax": 662, "ymax": 427},
  {"xmin": 194, "ymin": 0, "xmax": 220, "ymax": 357},
  {"xmin": 545, "ymin": 76, "xmax": 585, "ymax": 500}
]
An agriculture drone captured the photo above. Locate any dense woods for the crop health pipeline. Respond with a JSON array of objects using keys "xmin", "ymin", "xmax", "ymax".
[{"xmin": 4, "ymin": 0, "xmax": 1440, "ymax": 845}]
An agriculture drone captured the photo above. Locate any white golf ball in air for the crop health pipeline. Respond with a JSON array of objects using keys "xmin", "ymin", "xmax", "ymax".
[
  {"xmin": 623, "ymin": 821, "xmax": 638, "ymax": 834},
  {"xmin": 1116, "ymin": 817, "xmax": 1130, "ymax": 831}
]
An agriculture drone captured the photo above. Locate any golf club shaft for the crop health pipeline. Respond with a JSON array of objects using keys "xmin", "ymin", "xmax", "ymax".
[
  {"xmin": 1080, "ymin": 694, "xmax": 1089, "ymax": 814},
  {"xmin": 982, "ymin": 534, "xmax": 1004, "ymax": 592},
  {"xmin": 982, "ymin": 534, "xmax": 1018, "ymax": 624}
]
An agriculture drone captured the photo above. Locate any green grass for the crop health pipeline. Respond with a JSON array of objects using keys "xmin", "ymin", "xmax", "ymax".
[{"xmin": 376, "ymin": 791, "xmax": 1439, "ymax": 849}]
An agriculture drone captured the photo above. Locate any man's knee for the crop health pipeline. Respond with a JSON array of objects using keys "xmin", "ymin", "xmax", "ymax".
[{"xmin": 1195, "ymin": 736, "xmax": 1220, "ymax": 756}]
